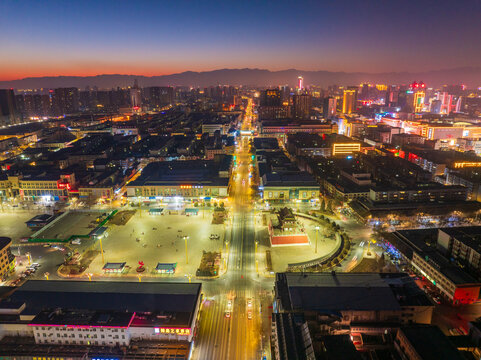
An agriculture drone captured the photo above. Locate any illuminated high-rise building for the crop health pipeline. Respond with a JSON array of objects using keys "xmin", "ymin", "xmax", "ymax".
[
  {"xmin": 342, "ymin": 87, "xmax": 357, "ymax": 114},
  {"xmin": 297, "ymin": 76, "xmax": 304, "ymax": 92},
  {"xmin": 130, "ymin": 79, "xmax": 142, "ymax": 108},
  {"xmin": 323, "ymin": 97, "xmax": 337, "ymax": 118},
  {"xmin": 437, "ymin": 92, "xmax": 453, "ymax": 114},
  {"xmin": 0, "ymin": 89, "xmax": 21, "ymax": 125},
  {"xmin": 52, "ymin": 87, "xmax": 79, "ymax": 116},
  {"xmin": 413, "ymin": 91, "xmax": 425, "ymax": 113},
  {"xmin": 292, "ymin": 94, "xmax": 312, "ymax": 120},
  {"xmin": 409, "ymin": 81, "xmax": 425, "ymax": 113},
  {"xmin": 260, "ymin": 89, "xmax": 282, "ymax": 107}
]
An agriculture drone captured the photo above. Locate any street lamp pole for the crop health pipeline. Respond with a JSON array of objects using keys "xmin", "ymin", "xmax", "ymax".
[
  {"xmin": 184, "ymin": 236, "xmax": 189, "ymax": 264},
  {"xmin": 315, "ymin": 226, "xmax": 320, "ymax": 254},
  {"xmin": 98, "ymin": 236, "xmax": 105, "ymax": 265}
]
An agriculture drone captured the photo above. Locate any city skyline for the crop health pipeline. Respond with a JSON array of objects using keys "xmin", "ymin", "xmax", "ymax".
[{"xmin": 1, "ymin": 0, "xmax": 481, "ymax": 80}]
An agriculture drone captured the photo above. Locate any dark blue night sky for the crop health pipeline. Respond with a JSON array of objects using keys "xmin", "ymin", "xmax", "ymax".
[{"xmin": 1, "ymin": 0, "xmax": 480, "ymax": 79}]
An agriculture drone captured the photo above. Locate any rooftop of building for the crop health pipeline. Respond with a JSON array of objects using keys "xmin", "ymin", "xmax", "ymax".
[
  {"xmin": 6, "ymin": 280, "xmax": 201, "ymax": 328},
  {"xmin": 25, "ymin": 214, "xmax": 55, "ymax": 223},
  {"xmin": 370, "ymin": 182, "xmax": 467, "ymax": 192},
  {"xmin": 399, "ymin": 325, "xmax": 464, "ymax": 360},
  {"xmin": 263, "ymin": 171, "xmax": 319, "ymax": 187},
  {"xmin": 276, "ymin": 272, "xmax": 432, "ymax": 313},
  {"xmin": 319, "ymin": 335, "xmax": 363, "ymax": 360},
  {"xmin": 30, "ymin": 309, "xmax": 134, "ymax": 328},
  {"xmin": 439, "ymin": 226, "xmax": 481, "ymax": 252},
  {"xmin": 407, "ymin": 148, "xmax": 481, "ymax": 165},
  {"xmin": 0, "ymin": 237, "xmax": 12, "ymax": 251},
  {"xmin": 129, "ymin": 157, "xmax": 231, "ymax": 187},
  {"xmin": 392, "ymin": 229, "xmax": 479, "ymax": 285},
  {"xmin": 253, "ymin": 137, "xmax": 279, "ymax": 150},
  {"xmin": 287, "ymin": 133, "xmax": 358, "ymax": 148}
]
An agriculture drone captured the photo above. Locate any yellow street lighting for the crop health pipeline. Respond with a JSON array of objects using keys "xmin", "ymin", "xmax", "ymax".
[
  {"xmin": 44, "ymin": 272, "xmax": 49, "ymax": 280},
  {"xmin": 137, "ymin": 274, "xmax": 142, "ymax": 282},
  {"xmin": 98, "ymin": 236, "xmax": 105, "ymax": 265},
  {"xmin": 315, "ymin": 226, "xmax": 320, "ymax": 254},
  {"xmin": 184, "ymin": 236, "xmax": 190, "ymax": 264}
]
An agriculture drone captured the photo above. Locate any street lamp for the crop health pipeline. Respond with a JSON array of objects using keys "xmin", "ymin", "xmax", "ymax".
[
  {"xmin": 26, "ymin": 252, "xmax": 31, "ymax": 265},
  {"xmin": 315, "ymin": 226, "xmax": 320, "ymax": 254},
  {"xmin": 183, "ymin": 236, "xmax": 189, "ymax": 264},
  {"xmin": 87, "ymin": 273, "xmax": 93, "ymax": 281},
  {"xmin": 44, "ymin": 272, "xmax": 49, "ymax": 280},
  {"xmin": 98, "ymin": 236, "xmax": 105, "ymax": 265}
]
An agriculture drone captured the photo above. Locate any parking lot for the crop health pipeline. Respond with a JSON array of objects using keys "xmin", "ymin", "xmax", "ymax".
[
  {"xmin": 0, "ymin": 209, "xmax": 45, "ymax": 242},
  {"xmin": 33, "ymin": 211, "xmax": 107, "ymax": 241}
]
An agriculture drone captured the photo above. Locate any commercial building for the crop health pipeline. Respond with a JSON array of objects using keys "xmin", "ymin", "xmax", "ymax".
[
  {"xmin": 0, "ymin": 280, "xmax": 202, "ymax": 348},
  {"xmin": 260, "ymin": 121, "xmax": 337, "ymax": 137},
  {"xmin": 0, "ymin": 237, "xmax": 15, "ymax": 281},
  {"xmin": 323, "ymin": 97, "xmax": 337, "ymax": 119},
  {"xmin": 286, "ymin": 133, "xmax": 363, "ymax": 158},
  {"xmin": 274, "ymin": 272, "xmax": 433, "ymax": 335},
  {"xmin": 261, "ymin": 172, "xmax": 319, "ymax": 202},
  {"xmin": 292, "ymin": 94, "xmax": 312, "ymax": 120},
  {"xmin": 368, "ymin": 183, "xmax": 467, "ymax": 204},
  {"xmin": 388, "ymin": 228, "xmax": 481, "ymax": 304},
  {"xmin": 126, "ymin": 156, "xmax": 231, "ymax": 201},
  {"xmin": 0, "ymin": 172, "xmax": 75, "ymax": 201},
  {"xmin": 342, "ymin": 87, "xmax": 357, "ymax": 114}
]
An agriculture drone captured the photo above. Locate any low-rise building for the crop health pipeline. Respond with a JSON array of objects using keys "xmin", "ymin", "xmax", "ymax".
[
  {"xmin": 274, "ymin": 272, "xmax": 434, "ymax": 335},
  {"xmin": 126, "ymin": 157, "xmax": 231, "ymax": 201},
  {"xmin": 0, "ymin": 237, "xmax": 15, "ymax": 281},
  {"xmin": 0, "ymin": 280, "xmax": 202, "ymax": 348},
  {"xmin": 395, "ymin": 325, "xmax": 464, "ymax": 360},
  {"xmin": 387, "ymin": 228, "xmax": 481, "ymax": 304},
  {"xmin": 261, "ymin": 172, "xmax": 319, "ymax": 202}
]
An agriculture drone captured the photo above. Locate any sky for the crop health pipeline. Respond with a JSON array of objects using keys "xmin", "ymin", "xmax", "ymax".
[{"xmin": 1, "ymin": 0, "xmax": 481, "ymax": 80}]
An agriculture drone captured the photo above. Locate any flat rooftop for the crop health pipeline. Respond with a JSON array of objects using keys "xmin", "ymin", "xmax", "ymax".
[
  {"xmin": 30, "ymin": 309, "xmax": 134, "ymax": 328},
  {"xmin": 400, "ymin": 325, "xmax": 464, "ymax": 360},
  {"xmin": 439, "ymin": 226, "xmax": 481, "ymax": 252},
  {"xmin": 129, "ymin": 159, "xmax": 230, "ymax": 187},
  {"xmin": 7, "ymin": 280, "xmax": 202, "ymax": 328},
  {"xmin": 263, "ymin": 172, "xmax": 319, "ymax": 187},
  {"xmin": 276, "ymin": 272, "xmax": 431, "ymax": 312}
]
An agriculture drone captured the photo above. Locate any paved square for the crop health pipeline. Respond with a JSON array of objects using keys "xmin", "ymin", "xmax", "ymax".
[{"xmin": 87, "ymin": 210, "xmax": 228, "ymax": 279}]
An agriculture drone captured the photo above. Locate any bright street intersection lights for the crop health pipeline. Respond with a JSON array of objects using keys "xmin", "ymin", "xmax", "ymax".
[{"xmin": 315, "ymin": 226, "xmax": 320, "ymax": 254}]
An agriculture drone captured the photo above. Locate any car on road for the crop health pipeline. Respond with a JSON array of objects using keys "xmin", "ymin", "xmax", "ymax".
[
  {"xmin": 71, "ymin": 239, "xmax": 81, "ymax": 245},
  {"xmin": 20, "ymin": 237, "xmax": 29, "ymax": 243}
]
